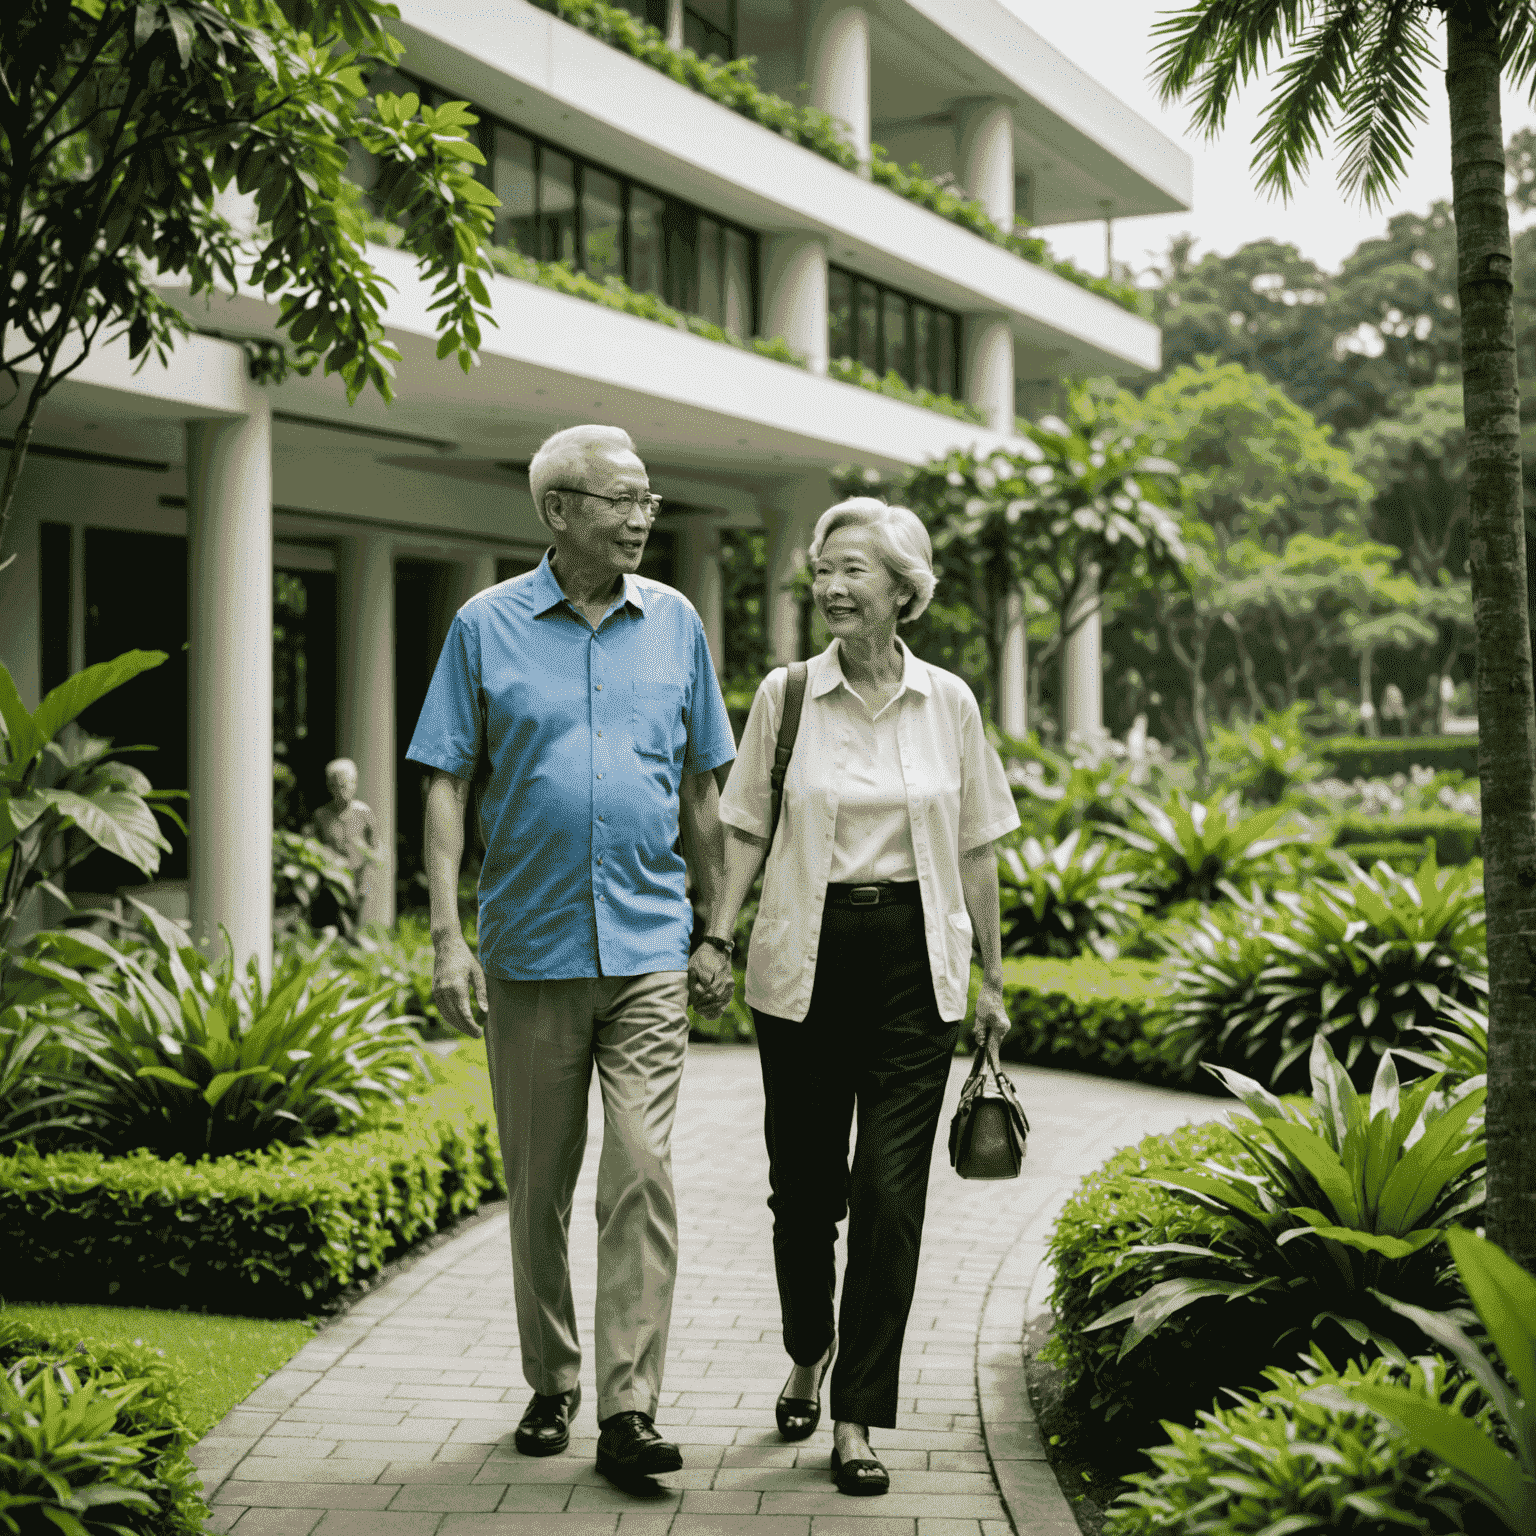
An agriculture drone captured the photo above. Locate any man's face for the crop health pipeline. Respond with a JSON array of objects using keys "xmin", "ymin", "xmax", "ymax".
[{"xmin": 546, "ymin": 449, "xmax": 653, "ymax": 581}]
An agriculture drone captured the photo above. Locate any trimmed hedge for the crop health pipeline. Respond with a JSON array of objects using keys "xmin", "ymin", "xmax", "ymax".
[
  {"xmin": 1317, "ymin": 735, "xmax": 1479, "ymax": 780},
  {"xmin": 1331, "ymin": 811, "xmax": 1481, "ymax": 866},
  {"xmin": 0, "ymin": 1317, "xmax": 206, "ymax": 1535},
  {"xmin": 993, "ymin": 956, "xmax": 1211, "ymax": 1091},
  {"xmin": 0, "ymin": 1046, "xmax": 504, "ymax": 1317}
]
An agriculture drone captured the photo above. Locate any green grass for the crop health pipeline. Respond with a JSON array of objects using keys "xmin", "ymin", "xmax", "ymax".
[{"xmin": 0, "ymin": 1303, "xmax": 316, "ymax": 1436}]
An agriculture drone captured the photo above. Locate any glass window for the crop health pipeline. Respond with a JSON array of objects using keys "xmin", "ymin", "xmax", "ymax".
[
  {"xmin": 829, "ymin": 269, "xmax": 853, "ymax": 360},
  {"xmin": 492, "ymin": 127, "xmax": 538, "ymax": 255},
  {"xmin": 584, "ymin": 169, "xmax": 624, "ymax": 280},
  {"xmin": 934, "ymin": 311, "xmax": 958, "ymax": 397},
  {"xmin": 911, "ymin": 305, "xmax": 933, "ymax": 392},
  {"xmin": 665, "ymin": 201, "xmax": 699, "ymax": 312},
  {"xmin": 722, "ymin": 227, "xmax": 753, "ymax": 338},
  {"xmin": 611, "ymin": 0, "xmax": 667, "ymax": 25},
  {"xmin": 629, "ymin": 187, "xmax": 666, "ymax": 299},
  {"xmin": 696, "ymin": 217, "xmax": 724, "ymax": 325},
  {"xmin": 539, "ymin": 150, "xmax": 577, "ymax": 266},
  {"xmin": 882, "ymin": 291, "xmax": 909, "ymax": 384},
  {"xmin": 684, "ymin": 0, "xmax": 734, "ymax": 58},
  {"xmin": 856, "ymin": 280, "xmax": 880, "ymax": 372}
]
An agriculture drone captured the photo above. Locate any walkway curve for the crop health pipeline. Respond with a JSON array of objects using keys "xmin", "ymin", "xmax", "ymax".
[{"xmin": 194, "ymin": 1045, "xmax": 1227, "ymax": 1536}]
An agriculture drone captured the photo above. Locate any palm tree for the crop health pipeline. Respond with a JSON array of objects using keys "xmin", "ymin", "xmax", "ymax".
[{"xmin": 1150, "ymin": 0, "xmax": 1536, "ymax": 1269}]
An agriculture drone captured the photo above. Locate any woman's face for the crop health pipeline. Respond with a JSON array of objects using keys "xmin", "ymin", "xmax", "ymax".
[{"xmin": 811, "ymin": 525, "xmax": 913, "ymax": 639}]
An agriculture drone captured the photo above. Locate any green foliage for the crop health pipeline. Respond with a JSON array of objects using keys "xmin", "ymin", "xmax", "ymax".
[
  {"xmin": 1395, "ymin": 995, "xmax": 1488, "ymax": 1090},
  {"xmin": 997, "ymin": 829, "xmax": 1149, "ymax": 959},
  {"xmin": 272, "ymin": 830, "xmax": 356, "ymax": 926},
  {"xmin": 1161, "ymin": 851, "xmax": 1487, "ymax": 1091},
  {"xmin": 0, "ymin": 1044, "xmax": 504, "ymax": 1315},
  {"xmin": 1082, "ymin": 1039, "xmax": 1483, "ymax": 1417},
  {"xmin": 0, "ymin": 1007, "xmax": 101, "ymax": 1153},
  {"xmin": 0, "ymin": 1321, "xmax": 204, "ymax": 1536},
  {"xmin": 0, "ymin": 653, "xmax": 183, "ymax": 957},
  {"xmin": 1332, "ymin": 810, "xmax": 1481, "ymax": 865},
  {"xmin": 1319, "ymin": 737, "xmax": 1481, "ymax": 781},
  {"xmin": 15, "ymin": 905, "xmax": 424, "ymax": 1159},
  {"xmin": 1309, "ymin": 1227, "xmax": 1536, "ymax": 1535},
  {"xmin": 1106, "ymin": 791, "xmax": 1305, "ymax": 906},
  {"xmin": 1105, "ymin": 1349, "xmax": 1491, "ymax": 1535},
  {"xmin": 992, "ymin": 954, "xmax": 1200, "ymax": 1088},
  {"xmin": 1209, "ymin": 705, "xmax": 1326, "ymax": 805},
  {"xmin": 1008, "ymin": 735, "xmax": 1168, "ymax": 840},
  {"xmin": 825, "ymin": 355, "xmax": 987, "ymax": 423}
]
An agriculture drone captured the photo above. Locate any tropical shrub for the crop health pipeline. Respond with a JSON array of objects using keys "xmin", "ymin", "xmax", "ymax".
[
  {"xmin": 272, "ymin": 829, "xmax": 356, "ymax": 928},
  {"xmin": 0, "ymin": 1007, "xmax": 100, "ymax": 1153},
  {"xmin": 1161, "ymin": 851, "xmax": 1487, "ymax": 1091},
  {"xmin": 825, "ymin": 355, "xmax": 986, "ymax": 423},
  {"xmin": 1395, "ymin": 994, "xmax": 1489, "ymax": 1090},
  {"xmin": 1051, "ymin": 1037, "xmax": 1483, "ymax": 1441},
  {"xmin": 0, "ymin": 1321, "xmax": 203, "ymax": 1536},
  {"xmin": 1106, "ymin": 791, "xmax": 1307, "ymax": 907},
  {"xmin": 1208, "ymin": 704, "xmax": 1325, "ymax": 806},
  {"xmin": 17, "ymin": 904, "xmax": 423, "ymax": 1159},
  {"xmin": 1106, "ymin": 1349, "xmax": 1494, "ymax": 1535},
  {"xmin": 0, "ymin": 652, "xmax": 185, "ymax": 959},
  {"xmin": 1319, "ymin": 736, "xmax": 1480, "ymax": 781},
  {"xmin": 1311, "ymin": 1227, "xmax": 1536, "ymax": 1536},
  {"xmin": 997, "ymin": 829, "xmax": 1149, "ymax": 959},
  {"xmin": 1009, "ymin": 738, "xmax": 1157, "ymax": 840},
  {"xmin": 0, "ymin": 1043, "xmax": 503, "ymax": 1315}
]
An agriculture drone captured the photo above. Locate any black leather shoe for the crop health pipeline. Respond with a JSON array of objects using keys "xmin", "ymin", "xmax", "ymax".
[
  {"xmin": 514, "ymin": 1385, "xmax": 580, "ymax": 1456},
  {"xmin": 831, "ymin": 1445, "xmax": 889, "ymax": 1496},
  {"xmin": 776, "ymin": 1337, "xmax": 836, "ymax": 1441},
  {"xmin": 596, "ymin": 1410, "xmax": 683, "ymax": 1482}
]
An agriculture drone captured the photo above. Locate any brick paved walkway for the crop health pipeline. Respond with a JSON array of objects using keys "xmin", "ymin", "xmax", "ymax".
[{"xmin": 195, "ymin": 1045, "xmax": 1228, "ymax": 1536}]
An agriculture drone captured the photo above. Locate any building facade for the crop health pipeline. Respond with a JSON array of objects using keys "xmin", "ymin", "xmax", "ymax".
[{"xmin": 0, "ymin": 0, "xmax": 1190, "ymax": 969}]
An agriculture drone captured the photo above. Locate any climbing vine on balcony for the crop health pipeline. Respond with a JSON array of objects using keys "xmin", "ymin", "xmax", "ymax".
[
  {"xmin": 534, "ymin": 0, "xmax": 1146, "ymax": 316},
  {"xmin": 827, "ymin": 357, "xmax": 988, "ymax": 426}
]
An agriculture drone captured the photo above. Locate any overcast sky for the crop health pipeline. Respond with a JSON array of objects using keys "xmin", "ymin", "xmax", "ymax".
[{"xmin": 1014, "ymin": 1, "xmax": 1536, "ymax": 281}]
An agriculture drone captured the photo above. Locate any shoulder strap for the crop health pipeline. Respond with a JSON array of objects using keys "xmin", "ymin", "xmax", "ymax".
[{"xmin": 768, "ymin": 662, "xmax": 808, "ymax": 845}]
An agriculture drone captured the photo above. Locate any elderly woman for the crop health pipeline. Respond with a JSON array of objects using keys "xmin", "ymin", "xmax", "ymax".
[{"xmin": 696, "ymin": 497, "xmax": 1019, "ymax": 1496}]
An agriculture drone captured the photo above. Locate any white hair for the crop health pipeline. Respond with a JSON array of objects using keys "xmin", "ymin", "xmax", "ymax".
[
  {"xmin": 808, "ymin": 497, "xmax": 937, "ymax": 625},
  {"xmin": 527, "ymin": 424, "xmax": 638, "ymax": 529}
]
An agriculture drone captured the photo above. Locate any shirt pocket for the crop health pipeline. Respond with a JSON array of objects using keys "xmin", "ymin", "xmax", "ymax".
[{"xmin": 633, "ymin": 680, "xmax": 686, "ymax": 761}]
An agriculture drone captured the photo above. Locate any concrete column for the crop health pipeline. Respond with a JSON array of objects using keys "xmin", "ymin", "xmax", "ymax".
[
  {"xmin": 762, "ymin": 234, "xmax": 830, "ymax": 374},
  {"xmin": 459, "ymin": 554, "xmax": 499, "ymax": 607},
  {"xmin": 998, "ymin": 587, "xmax": 1027, "ymax": 739},
  {"xmin": 337, "ymin": 532, "xmax": 396, "ymax": 930},
  {"xmin": 186, "ymin": 402, "xmax": 274, "ymax": 977},
  {"xmin": 765, "ymin": 477, "xmax": 830, "ymax": 664},
  {"xmin": 807, "ymin": 4, "xmax": 870, "ymax": 167},
  {"xmin": 964, "ymin": 316, "xmax": 1015, "ymax": 435},
  {"xmin": 958, "ymin": 99, "xmax": 1015, "ymax": 230},
  {"xmin": 1060, "ymin": 566, "xmax": 1104, "ymax": 742},
  {"xmin": 665, "ymin": 0, "xmax": 683, "ymax": 49},
  {"xmin": 675, "ymin": 516, "xmax": 724, "ymax": 675}
]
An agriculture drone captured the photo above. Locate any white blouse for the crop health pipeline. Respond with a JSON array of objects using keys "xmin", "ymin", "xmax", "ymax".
[
  {"xmin": 829, "ymin": 673, "xmax": 918, "ymax": 885},
  {"xmin": 719, "ymin": 639, "xmax": 1020, "ymax": 1023}
]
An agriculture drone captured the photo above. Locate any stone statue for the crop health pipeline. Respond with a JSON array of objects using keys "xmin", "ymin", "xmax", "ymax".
[{"xmin": 306, "ymin": 758, "xmax": 377, "ymax": 932}]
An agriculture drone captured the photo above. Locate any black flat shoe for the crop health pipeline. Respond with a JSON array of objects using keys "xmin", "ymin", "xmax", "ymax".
[
  {"xmin": 776, "ymin": 1337, "xmax": 836, "ymax": 1442},
  {"xmin": 831, "ymin": 1445, "xmax": 889, "ymax": 1496},
  {"xmin": 514, "ymin": 1385, "xmax": 580, "ymax": 1456},
  {"xmin": 596, "ymin": 1410, "xmax": 683, "ymax": 1483}
]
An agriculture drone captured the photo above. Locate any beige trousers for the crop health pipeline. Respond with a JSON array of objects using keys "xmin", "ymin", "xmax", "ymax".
[{"xmin": 484, "ymin": 970, "xmax": 689, "ymax": 1423}]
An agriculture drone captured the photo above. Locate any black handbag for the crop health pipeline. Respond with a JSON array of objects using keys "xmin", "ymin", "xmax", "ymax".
[{"xmin": 948, "ymin": 1044, "xmax": 1030, "ymax": 1179}]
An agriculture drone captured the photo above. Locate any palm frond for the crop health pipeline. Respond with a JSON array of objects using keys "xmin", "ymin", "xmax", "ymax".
[
  {"xmin": 1335, "ymin": 1, "xmax": 1435, "ymax": 208},
  {"xmin": 1500, "ymin": 1, "xmax": 1536, "ymax": 101}
]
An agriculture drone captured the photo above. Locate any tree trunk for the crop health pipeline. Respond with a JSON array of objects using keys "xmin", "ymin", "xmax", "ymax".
[{"xmin": 1448, "ymin": 3, "xmax": 1536, "ymax": 1271}]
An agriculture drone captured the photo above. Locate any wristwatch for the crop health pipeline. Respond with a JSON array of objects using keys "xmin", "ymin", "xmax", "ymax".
[{"xmin": 701, "ymin": 934, "xmax": 734, "ymax": 958}]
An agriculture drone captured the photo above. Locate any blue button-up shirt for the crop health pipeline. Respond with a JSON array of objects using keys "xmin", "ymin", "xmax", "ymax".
[{"xmin": 405, "ymin": 552, "xmax": 736, "ymax": 982}]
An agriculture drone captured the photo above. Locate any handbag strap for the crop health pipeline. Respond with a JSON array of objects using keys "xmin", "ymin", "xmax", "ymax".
[{"xmin": 768, "ymin": 661, "xmax": 808, "ymax": 846}]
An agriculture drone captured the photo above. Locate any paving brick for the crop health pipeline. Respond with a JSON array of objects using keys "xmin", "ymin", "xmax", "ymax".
[
  {"xmin": 311, "ymin": 1513, "xmax": 439, "ymax": 1536},
  {"xmin": 229, "ymin": 1512, "xmax": 324, "ymax": 1535}
]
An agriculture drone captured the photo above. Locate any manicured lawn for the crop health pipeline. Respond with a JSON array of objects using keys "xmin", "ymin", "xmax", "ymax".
[{"xmin": 1, "ymin": 1302, "xmax": 317, "ymax": 1436}]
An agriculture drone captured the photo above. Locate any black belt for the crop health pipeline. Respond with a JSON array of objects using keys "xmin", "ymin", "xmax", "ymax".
[{"xmin": 824, "ymin": 881, "xmax": 922, "ymax": 908}]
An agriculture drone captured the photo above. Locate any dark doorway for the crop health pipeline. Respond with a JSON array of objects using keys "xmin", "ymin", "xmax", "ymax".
[
  {"xmin": 273, "ymin": 568, "xmax": 338, "ymax": 830},
  {"xmin": 75, "ymin": 528, "xmax": 190, "ymax": 891},
  {"xmin": 395, "ymin": 561, "xmax": 446, "ymax": 913}
]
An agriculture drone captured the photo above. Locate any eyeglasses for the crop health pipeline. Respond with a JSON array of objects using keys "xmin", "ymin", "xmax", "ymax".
[{"xmin": 549, "ymin": 487, "xmax": 663, "ymax": 523}]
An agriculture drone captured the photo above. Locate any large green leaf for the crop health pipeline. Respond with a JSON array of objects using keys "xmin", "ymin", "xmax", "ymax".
[
  {"xmin": 0, "ymin": 664, "xmax": 44, "ymax": 776},
  {"xmin": 0, "ymin": 789, "xmax": 50, "ymax": 853},
  {"xmin": 1260, "ymin": 1120, "xmax": 1362, "ymax": 1226},
  {"xmin": 28, "ymin": 650, "xmax": 167, "ymax": 747},
  {"xmin": 1445, "ymin": 1227, "xmax": 1536, "ymax": 1418},
  {"xmin": 43, "ymin": 788, "xmax": 170, "ymax": 875},
  {"xmin": 1276, "ymin": 1223, "xmax": 1442, "ymax": 1260},
  {"xmin": 1085, "ymin": 1275, "xmax": 1278, "ymax": 1358},
  {"xmin": 1375, "ymin": 1087, "xmax": 1486, "ymax": 1232}
]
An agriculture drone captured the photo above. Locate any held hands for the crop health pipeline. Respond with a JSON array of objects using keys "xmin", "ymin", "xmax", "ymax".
[
  {"xmin": 971, "ymin": 979, "xmax": 1011, "ymax": 1061},
  {"xmin": 688, "ymin": 943, "xmax": 736, "ymax": 1020},
  {"xmin": 432, "ymin": 933, "xmax": 488, "ymax": 1039}
]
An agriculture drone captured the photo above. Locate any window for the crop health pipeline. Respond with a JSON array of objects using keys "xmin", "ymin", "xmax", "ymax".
[
  {"xmin": 828, "ymin": 264, "xmax": 961, "ymax": 397},
  {"xmin": 357, "ymin": 66, "xmax": 761, "ymax": 336},
  {"xmin": 683, "ymin": 0, "xmax": 735, "ymax": 58}
]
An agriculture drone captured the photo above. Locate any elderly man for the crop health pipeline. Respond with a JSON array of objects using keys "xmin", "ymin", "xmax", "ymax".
[{"xmin": 406, "ymin": 424, "xmax": 736, "ymax": 1485}]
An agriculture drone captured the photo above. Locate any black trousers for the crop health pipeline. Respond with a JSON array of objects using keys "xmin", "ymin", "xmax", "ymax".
[{"xmin": 751, "ymin": 896, "xmax": 959, "ymax": 1429}]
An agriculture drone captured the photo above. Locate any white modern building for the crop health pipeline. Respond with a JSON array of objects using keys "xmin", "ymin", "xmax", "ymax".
[{"xmin": 0, "ymin": 0, "xmax": 1190, "ymax": 969}]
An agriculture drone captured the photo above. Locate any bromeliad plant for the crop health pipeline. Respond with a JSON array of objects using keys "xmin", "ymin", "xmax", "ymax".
[
  {"xmin": 997, "ymin": 829, "xmax": 1149, "ymax": 959},
  {"xmin": 1081, "ymin": 1037, "xmax": 1484, "ymax": 1423},
  {"xmin": 1163, "ymin": 850, "xmax": 1488, "ymax": 1091},
  {"xmin": 17, "ymin": 902, "xmax": 425, "ymax": 1160},
  {"xmin": 1208, "ymin": 704, "xmax": 1326, "ymax": 807},
  {"xmin": 1105, "ymin": 790, "xmax": 1306, "ymax": 907},
  {"xmin": 1308, "ymin": 1227, "xmax": 1536, "ymax": 1536}
]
